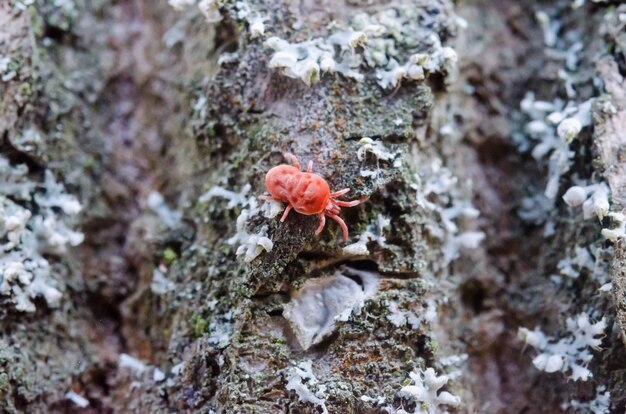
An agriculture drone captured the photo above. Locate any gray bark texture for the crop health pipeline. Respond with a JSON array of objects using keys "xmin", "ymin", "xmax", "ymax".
[{"xmin": 1, "ymin": 0, "xmax": 625, "ymax": 413}]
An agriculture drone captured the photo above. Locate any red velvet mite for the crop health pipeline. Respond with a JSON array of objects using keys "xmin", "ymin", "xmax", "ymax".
[{"xmin": 260, "ymin": 153, "xmax": 367, "ymax": 241}]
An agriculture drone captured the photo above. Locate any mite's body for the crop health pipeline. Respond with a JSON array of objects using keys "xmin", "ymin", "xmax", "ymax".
[{"xmin": 262, "ymin": 153, "xmax": 366, "ymax": 241}]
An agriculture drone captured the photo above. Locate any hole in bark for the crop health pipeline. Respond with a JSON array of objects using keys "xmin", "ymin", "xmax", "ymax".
[
  {"xmin": 427, "ymin": 71, "xmax": 446, "ymax": 92},
  {"xmin": 42, "ymin": 24, "xmax": 68, "ymax": 42},
  {"xmin": 414, "ymin": 333, "xmax": 433, "ymax": 358},
  {"xmin": 214, "ymin": 18, "xmax": 239, "ymax": 54},
  {"xmin": 266, "ymin": 308, "xmax": 283, "ymax": 317},
  {"xmin": 460, "ymin": 279, "xmax": 487, "ymax": 314},
  {"xmin": 1, "ymin": 132, "xmax": 45, "ymax": 172},
  {"xmin": 342, "ymin": 259, "xmax": 379, "ymax": 273}
]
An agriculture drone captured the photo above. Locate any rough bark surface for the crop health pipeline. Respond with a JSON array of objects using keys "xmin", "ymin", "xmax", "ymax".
[{"xmin": 1, "ymin": 0, "xmax": 625, "ymax": 413}]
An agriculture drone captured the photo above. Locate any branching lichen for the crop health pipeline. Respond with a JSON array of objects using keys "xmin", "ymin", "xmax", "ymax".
[
  {"xmin": 0, "ymin": 157, "xmax": 83, "ymax": 312},
  {"xmin": 519, "ymin": 313, "xmax": 606, "ymax": 381}
]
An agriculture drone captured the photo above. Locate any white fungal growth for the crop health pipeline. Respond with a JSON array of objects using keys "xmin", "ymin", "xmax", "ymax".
[
  {"xmin": 518, "ymin": 313, "xmax": 606, "ymax": 381},
  {"xmin": 412, "ymin": 159, "xmax": 484, "ymax": 264},
  {"xmin": 562, "ymin": 183, "xmax": 610, "ymax": 221},
  {"xmin": 151, "ymin": 266, "xmax": 176, "ymax": 295},
  {"xmin": 564, "ymin": 385, "xmax": 611, "ymax": 413},
  {"xmin": 168, "ymin": 0, "xmax": 195, "ymax": 10},
  {"xmin": 229, "ymin": 209, "xmax": 272, "ymax": 261},
  {"xmin": 395, "ymin": 367, "xmax": 461, "ymax": 414},
  {"xmin": 226, "ymin": 201, "xmax": 273, "ymax": 262},
  {"xmin": 283, "ymin": 268, "xmax": 379, "ymax": 350},
  {"xmin": 249, "ymin": 17, "xmax": 265, "ymax": 39},
  {"xmin": 386, "ymin": 301, "xmax": 421, "ymax": 329},
  {"xmin": 265, "ymin": 8, "xmax": 457, "ymax": 88},
  {"xmin": 562, "ymin": 186, "xmax": 588, "ymax": 207},
  {"xmin": 65, "ymin": 391, "xmax": 89, "ymax": 408},
  {"xmin": 443, "ymin": 231, "xmax": 485, "ymax": 264},
  {"xmin": 198, "ymin": 0, "xmax": 221, "ymax": 22},
  {"xmin": 556, "ymin": 117, "xmax": 582, "ymax": 142},
  {"xmin": 285, "ymin": 360, "xmax": 328, "ymax": 414},
  {"xmin": 343, "ymin": 215, "xmax": 390, "ymax": 255},
  {"xmin": 516, "ymin": 92, "xmax": 593, "ymax": 200},
  {"xmin": 168, "ymin": 0, "xmax": 222, "ymax": 22},
  {"xmin": 0, "ymin": 56, "xmax": 16, "ymax": 82},
  {"xmin": 146, "ymin": 191, "xmax": 182, "ymax": 228},
  {"xmin": 601, "ymin": 212, "xmax": 626, "ymax": 241},
  {"xmin": 377, "ymin": 36, "xmax": 457, "ymax": 89},
  {"xmin": 199, "ymin": 184, "xmax": 251, "ymax": 208},
  {"xmin": 357, "ymin": 137, "xmax": 398, "ymax": 162},
  {"xmin": 119, "ymin": 353, "xmax": 170, "ymax": 383},
  {"xmin": 357, "ymin": 137, "xmax": 401, "ymax": 179},
  {"xmin": 119, "ymin": 353, "xmax": 149, "ymax": 374},
  {"xmin": 557, "ymin": 246, "xmax": 594, "ymax": 279},
  {"xmin": 536, "ymin": 11, "xmax": 560, "ymax": 48},
  {"xmin": 0, "ymin": 157, "xmax": 83, "ymax": 312},
  {"xmin": 264, "ymin": 30, "xmax": 369, "ymax": 85},
  {"xmin": 360, "ymin": 395, "xmax": 387, "ymax": 406},
  {"xmin": 200, "ymin": 184, "xmax": 274, "ymax": 262}
]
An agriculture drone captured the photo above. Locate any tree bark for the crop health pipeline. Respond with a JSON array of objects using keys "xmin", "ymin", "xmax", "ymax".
[{"xmin": 1, "ymin": 0, "xmax": 625, "ymax": 413}]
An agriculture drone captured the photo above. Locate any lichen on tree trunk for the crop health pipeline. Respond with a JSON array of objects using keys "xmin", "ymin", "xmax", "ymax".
[{"xmin": 1, "ymin": 0, "xmax": 626, "ymax": 413}]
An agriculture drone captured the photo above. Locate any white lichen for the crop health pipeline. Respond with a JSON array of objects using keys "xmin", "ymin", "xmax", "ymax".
[
  {"xmin": 357, "ymin": 137, "xmax": 399, "ymax": 163},
  {"xmin": 412, "ymin": 159, "xmax": 484, "ymax": 264},
  {"xmin": 556, "ymin": 246, "xmax": 594, "ymax": 279},
  {"xmin": 119, "ymin": 353, "xmax": 149, "ymax": 374},
  {"xmin": 264, "ymin": 30, "xmax": 369, "ymax": 85},
  {"xmin": 343, "ymin": 215, "xmax": 390, "ymax": 255},
  {"xmin": 200, "ymin": 184, "xmax": 274, "ymax": 262},
  {"xmin": 0, "ymin": 157, "xmax": 83, "ymax": 312},
  {"xmin": 516, "ymin": 92, "xmax": 593, "ymax": 200},
  {"xmin": 518, "ymin": 313, "xmax": 606, "ymax": 381},
  {"xmin": 198, "ymin": 0, "xmax": 222, "ymax": 23},
  {"xmin": 283, "ymin": 267, "xmax": 379, "ymax": 350},
  {"xmin": 65, "ymin": 391, "xmax": 89, "ymax": 408},
  {"xmin": 285, "ymin": 360, "xmax": 328, "ymax": 414},
  {"xmin": 377, "ymin": 34, "xmax": 457, "ymax": 89},
  {"xmin": 357, "ymin": 137, "xmax": 401, "ymax": 179},
  {"xmin": 563, "ymin": 385, "xmax": 611, "ymax": 413},
  {"xmin": 207, "ymin": 310, "xmax": 233, "ymax": 348},
  {"xmin": 0, "ymin": 56, "xmax": 16, "ymax": 82},
  {"xmin": 249, "ymin": 16, "xmax": 265, "ymax": 39},
  {"xmin": 146, "ymin": 191, "xmax": 182, "ymax": 228},
  {"xmin": 556, "ymin": 117, "xmax": 582, "ymax": 142},
  {"xmin": 227, "ymin": 205, "xmax": 273, "ymax": 262},
  {"xmin": 360, "ymin": 395, "xmax": 387, "ymax": 406},
  {"xmin": 386, "ymin": 301, "xmax": 421, "ymax": 329},
  {"xmin": 168, "ymin": 0, "xmax": 196, "ymax": 10},
  {"xmin": 168, "ymin": 0, "xmax": 222, "ymax": 23},
  {"xmin": 119, "ymin": 353, "xmax": 169, "ymax": 383},
  {"xmin": 443, "ymin": 231, "xmax": 485, "ymax": 264},
  {"xmin": 150, "ymin": 266, "xmax": 176, "ymax": 295},
  {"xmin": 601, "ymin": 212, "xmax": 626, "ymax": 241},
  {"xmin": 265, "ymin": 8, "xmax": 457, "ymax": 88},
  {"xmin": 392, "ymin": 367, "xmax": 461, "ymax": 414},
  {"xmin": 562, "ymin": 183, "xmax": 610, "ymax": 221}
]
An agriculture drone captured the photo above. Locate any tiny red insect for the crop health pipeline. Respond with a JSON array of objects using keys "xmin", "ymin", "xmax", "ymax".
[{"xmin": 260, "ymin": 153, "xmax": 367, "ymax": 242}]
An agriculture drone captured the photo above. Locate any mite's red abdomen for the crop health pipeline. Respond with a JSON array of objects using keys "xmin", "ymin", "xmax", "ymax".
[{"xmin": 289, "ymin": 173, "xmax": 330, "ymax": 215}]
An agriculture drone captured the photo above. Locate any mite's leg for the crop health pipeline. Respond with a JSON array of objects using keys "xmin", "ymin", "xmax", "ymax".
[
  {"xmin": 283, "ymin": 153, "xmax": 301, "ymax": 170},
  {"xmin": 332, "ymin": 196, "xmax": 368, "ymax": 208},
  {"xmin": 307, "ymin": 160, "xmax": 313, "ymax": 173},
  {"xmin": 280, "ymin": 204, "xmax": 293, "ymax": 222},
  {"xmin": 327, "ymin": 213, "xmax": 349, "ymax": 242},
  {"xmin": 315, "ymin": 213, "xmax": 326, "ymax": 235},
  {"xmin": 330, "ymin": 188, "xmax": 350, "ymax": 197}
]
